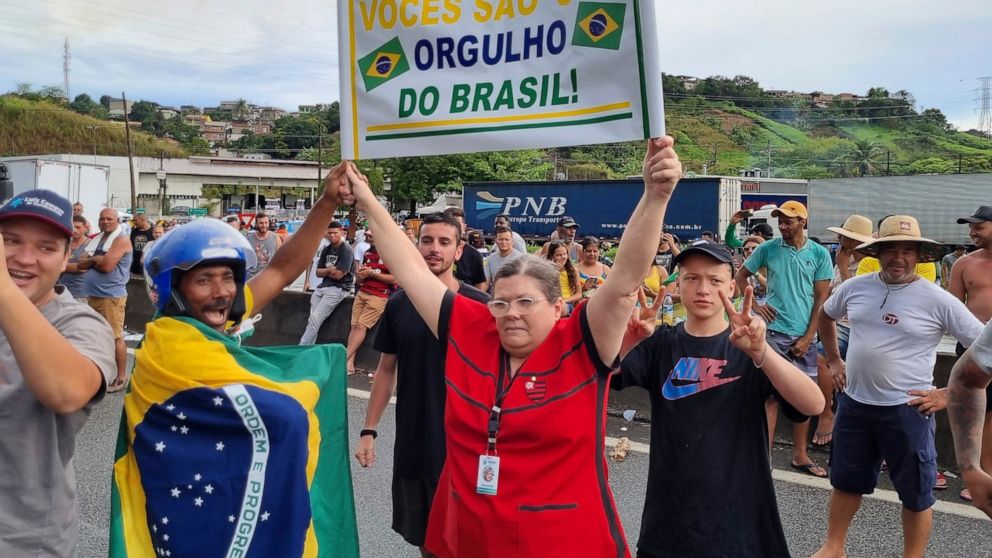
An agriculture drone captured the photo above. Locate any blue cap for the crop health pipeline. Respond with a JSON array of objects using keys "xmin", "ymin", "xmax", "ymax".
[{"xmin": 0, "ymin": 189, "xmax": 73, "ymax": 238}]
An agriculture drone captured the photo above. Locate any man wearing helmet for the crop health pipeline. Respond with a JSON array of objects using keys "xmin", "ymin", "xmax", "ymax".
[
  {"xmin": 111, "ymin": 164, "xmax": 359, "ymax": 557},
  {"xmin": 144, "ymin": 167, "xmax": 346, "ymax": 332}
]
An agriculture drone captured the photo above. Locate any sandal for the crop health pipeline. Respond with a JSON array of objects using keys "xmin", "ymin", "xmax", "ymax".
[
  {"xmin": 935, "ymin": 471, "xmax": 948, "ymax": 490},
  {"xmin": 790, "ymin": 461, "xmax": 828, "ymax": 478},
  {"xmin": 107, "ymin": 377, "xmax": 129, "ymax": 393},
  {"xmin": 960, "ymin": 488, "xmax": 973, "ymax": 501}
]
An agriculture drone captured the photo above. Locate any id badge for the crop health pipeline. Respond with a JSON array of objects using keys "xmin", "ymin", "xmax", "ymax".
[{"xmin": 476, "ymin": 455, "xmax": 500, "ymax": 495}]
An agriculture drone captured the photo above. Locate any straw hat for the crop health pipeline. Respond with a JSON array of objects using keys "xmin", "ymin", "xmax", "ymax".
[
  {"xmin": 856, "ymin": 215, "xmax": 945, "ymax": 262},
  {"xmin": 827, "ymin": 215, "xmax": 873, "ymax": 244}
]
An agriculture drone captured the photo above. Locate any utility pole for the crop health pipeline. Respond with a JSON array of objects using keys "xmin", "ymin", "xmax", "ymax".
[
  {"xmin": 886, "ymin": 150, "xmax": 891, "ymax": 176},
  {"xmin": 766, "ymin": 141, "xmax": 772, "ymax": 177},
  {"xmin": 63, "ymin": 38, "xmax": 70, "ymax": 101},
  {"xmin": 122, "ymin": 92, "xmax": 137, "ymax": 213},
  {"xmin": 316, "ymin": 124, "xmax": 323, "ymax": 209}
]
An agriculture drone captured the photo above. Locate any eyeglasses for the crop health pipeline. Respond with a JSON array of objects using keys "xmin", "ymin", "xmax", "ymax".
[{"xmin": 487, "ymin": 296, "xmax": 546, "ymax": 317}]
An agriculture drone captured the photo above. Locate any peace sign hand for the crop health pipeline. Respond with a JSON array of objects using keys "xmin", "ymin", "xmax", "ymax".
[
  {"xmin": 719, "ymin": 286, "xmax": 766, "ymax": 359},
  {"xmin": 625, "ymin": 292, "xmax": 664, "ymax": 345}
]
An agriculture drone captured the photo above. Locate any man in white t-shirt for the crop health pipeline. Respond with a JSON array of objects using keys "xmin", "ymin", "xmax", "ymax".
[
  {"xmin": 812, "ymin": 215, "xmax": 983, "ymax": 558},
  {"xmin": 949, "ymin": 321, "xmax": 992, "ymax": 518}
]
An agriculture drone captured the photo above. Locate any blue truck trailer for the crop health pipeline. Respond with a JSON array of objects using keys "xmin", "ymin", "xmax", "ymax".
[{"xmin": 463, "ymin": 177, "xmax": 742, "ymax": 239}]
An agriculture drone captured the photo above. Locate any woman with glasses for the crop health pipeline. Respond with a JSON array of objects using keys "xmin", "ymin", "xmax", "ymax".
[
  {"xmin": 544, "ymin": 240, "xmax": 582, "ymax": 316},
  {"xmin": 335, "ymin": 137, "xmax": 682, "ymax": 558}
]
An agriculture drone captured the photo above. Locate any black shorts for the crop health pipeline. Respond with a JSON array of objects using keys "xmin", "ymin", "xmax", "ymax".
[
  {"xmin": 391, "ymin": 472, "xmax": 438, "ymax": 547},
  {"xmin": 956, "ymin": 342, "xmax": 992, "ymax": 412}
]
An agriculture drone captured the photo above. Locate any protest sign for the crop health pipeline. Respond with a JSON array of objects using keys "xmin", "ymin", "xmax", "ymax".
[{"xmin": 338, "ymin": 0, "xmax": 664, "ymax": 159}]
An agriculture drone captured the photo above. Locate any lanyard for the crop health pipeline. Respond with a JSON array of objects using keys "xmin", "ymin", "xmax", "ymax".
[{"xmin": 487, "ymin": 352, "xmax": 521, "ymax": 455}]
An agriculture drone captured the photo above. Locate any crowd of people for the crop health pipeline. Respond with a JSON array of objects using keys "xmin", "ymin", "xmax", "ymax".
[{"xmin": 0, "ymin": 139, "xmax": 989, "ymax": 557}]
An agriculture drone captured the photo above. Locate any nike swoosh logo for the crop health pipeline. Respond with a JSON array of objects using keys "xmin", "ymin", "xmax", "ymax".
[{"xmin": 661, "ymin": 357, "xmax": 741, "ymax": 400}]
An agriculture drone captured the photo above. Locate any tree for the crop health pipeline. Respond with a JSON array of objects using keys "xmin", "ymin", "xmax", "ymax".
[
  {"xmin": 848, "ymin": 139, "xmax": 884, "ymax": 176},
  {"xmin": 233, "ymin": 98, "xmax": 250, "ymax": 121},
  {"xmin": 129, "ymin": 100, "xmax": 159, "ymax": 124},
  {"xmin": 70, "ymin": 93, "xmax": 100, "ymax": 114},
  {"xmin": 867, "ymin": 87, "xmax": 890, "ymax": 99},
  {"xmin": 99, "ymin": 95, "xmax": 113, "ymax": 108}
]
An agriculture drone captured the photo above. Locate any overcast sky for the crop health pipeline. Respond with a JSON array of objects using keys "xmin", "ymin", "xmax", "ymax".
[{"xmin": 1, "ymin": 0, "xmax": 989, "ymax": 131}]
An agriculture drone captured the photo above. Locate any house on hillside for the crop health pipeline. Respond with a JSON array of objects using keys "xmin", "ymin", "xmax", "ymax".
[{"xmin": 107, "ymin": 98, "xmax": 134, "ymax": 118}]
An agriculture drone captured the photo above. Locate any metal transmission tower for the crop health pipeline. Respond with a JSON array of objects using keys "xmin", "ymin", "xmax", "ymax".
[
  {"xmin": 63, "ymin": 38, "xmax": 71, "ymax": 101},
  {"xmin": 979, "ymin": 76, "xmax": 992, "ymax": 139}
]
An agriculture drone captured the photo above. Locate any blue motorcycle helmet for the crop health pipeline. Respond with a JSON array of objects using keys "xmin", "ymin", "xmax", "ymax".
[{"xmin": 143, "ymin": 218, "xmax": 258, "ymax": 327}]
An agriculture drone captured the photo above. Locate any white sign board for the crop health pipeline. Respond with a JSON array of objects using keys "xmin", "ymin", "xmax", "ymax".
[{"xmin": 338, "ymin": 0, "xmax": 665, "ymax": 159}]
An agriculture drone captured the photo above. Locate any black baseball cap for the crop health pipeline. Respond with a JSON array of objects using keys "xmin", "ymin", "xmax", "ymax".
[
  {"xmin": 557, "ymin": 216, "xmax": 578, "ymax": 228},
  {"xmin": 673, "ymin": 240, "xmax": 734, "ymax": 266},
  {"xmin": 750, "ymin": 222, "xmax": 774, "ymax": 239},
  {"xmin": 0, "ymin": 189, "xmax": 73, "ymax": 238},
  {"xmin": 957, "ymin": 206, "xmax": 992, "ymax": 224}
]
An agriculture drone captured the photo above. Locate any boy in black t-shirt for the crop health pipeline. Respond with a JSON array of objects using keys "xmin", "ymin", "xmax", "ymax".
[{"xmin": 613, "ymin": 241, "xmax": 825, "ymax": 558}]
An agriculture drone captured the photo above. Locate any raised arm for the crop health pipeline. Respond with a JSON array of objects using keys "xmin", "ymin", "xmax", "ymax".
[
  {"xmin": 341, "ymin": 164, "xmax": 448, "ymax": 337},
  {"xmin": 948, "ymin": 348, "xmax": 992, "ymax": 517},
  {"xmin": 247, "ymin": 164, "xmax": 342, "ymax": 312},
  {"xmin": 587, "ymin": 137, "xmax": 681, "ymax": 365}
]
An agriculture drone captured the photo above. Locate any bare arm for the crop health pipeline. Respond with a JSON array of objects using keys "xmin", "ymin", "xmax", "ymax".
[
  {"xmin": 802, "ymin": 280, "xmax": 831, "ymax": 341},
  {"xmin": 948, "ymin": 348, "xmax": 992, "ymax": 517},
  {"xmin": 355, "ymin": 353, "xmax": 398, "ymax": 468},
  {"xmin": 734, "ymin": 265, "xmax": 754, "ymax": 298},
  {"xmin": 948, "ymin": 257, "xmax": 966, "ymax": 302},
  {"xmin": 341, "ymin": 164, "xmax": 448, "ymax": 337},
  {"xmin": 248, "ymin": 165, "xmax": 342, "ymax": 313},
  {"xmin": 587, "ymin": 137, "xmax": 681, "ymax": 365},
  {"xmin": 92, "ymin": 236, "xmax": 131, "ymax": 272},
  {"xmin": 720, "ymin": 288, "xmax": 824, "ymax": 415},
  {"xmin": 948, "ymin": 350, "xmax": 992, "ymax": 472},
  {"xmin": 0, "ymin": 238, "xmax": 104, "ymax": 413}
]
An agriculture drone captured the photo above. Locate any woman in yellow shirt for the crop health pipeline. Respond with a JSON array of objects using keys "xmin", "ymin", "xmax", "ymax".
[{"xmin": 545, "ymin": 241, "xmax": 582, "ymax": 315}]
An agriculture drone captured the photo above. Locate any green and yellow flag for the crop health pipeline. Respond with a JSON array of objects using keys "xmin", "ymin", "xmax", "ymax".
[
  {"xmin": 109, "ymin": 314, "xmax": 358, "ymax": 558},
  {"xmin": 358, "ymin": 37, "xmax": 410, "ymax": 92},
  {"xmin": 572, "ymin": 2, "xmax": 627, "ymax": 50}
]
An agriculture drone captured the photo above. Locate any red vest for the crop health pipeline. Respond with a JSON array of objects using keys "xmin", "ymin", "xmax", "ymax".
[{"xmin": 425, "ymin": 296, "xmax": 629, "ymax": 558}]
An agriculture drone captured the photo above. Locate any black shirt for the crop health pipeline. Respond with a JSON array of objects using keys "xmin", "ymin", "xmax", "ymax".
[
  {"xmin": 373, "ymin": 283, "xmax": 489, "ymax": 480},
  {"xmin": 612, "ymin": 324, "xmax": 806, "ymax": 558},
  {"xmin": 454, "ymin": 244, "xmax": 486, "ymax": 286},
  {"xmin": 316, "ymin": 240, "xmax": 354, "ymax": 289},
  {"xmin": 654, "ymin": 250, "xmax": 675, "ymax": 275},
  {"xmin": 130, "ymin": 226, "xmax": 153, "ymax": 275}
]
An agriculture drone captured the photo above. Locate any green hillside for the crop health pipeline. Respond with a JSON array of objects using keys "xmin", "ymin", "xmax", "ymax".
[
  {"xmin": 0, "ymin": 96, "xmax": 186, "ymax": 158},
  {"xmin": 660, "ymin": 87, "xmax": 992, "ymax": 179}
]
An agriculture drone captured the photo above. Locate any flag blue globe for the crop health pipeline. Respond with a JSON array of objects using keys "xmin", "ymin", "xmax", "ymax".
[{"xmin": 132, "ymin": 385, "xmax": 312, "ymax": 557}]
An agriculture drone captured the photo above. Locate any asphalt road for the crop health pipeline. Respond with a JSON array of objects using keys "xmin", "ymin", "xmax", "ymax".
[{"xmin": 74, "ymin": 356, "xmax": 990, "ymax": 557}]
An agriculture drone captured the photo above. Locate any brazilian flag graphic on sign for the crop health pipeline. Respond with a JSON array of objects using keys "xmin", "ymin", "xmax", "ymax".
[
  {"xmin": 109, "ymin": 310, "xmax": 359, "ymax": 558},
  {"xmin": 358, "ymin": 37, "xmax": 410, "ymax": 92},
  {"xmin": 572, "ymin": 2, "xmax": 627, "ymax": 50}
]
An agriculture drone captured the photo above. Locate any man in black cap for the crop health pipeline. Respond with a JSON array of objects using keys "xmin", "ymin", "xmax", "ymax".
[
  {"xmin": 948, "ymin": 205, "xmax": 992, "ymax": 502},
  {"xmin": 613, "ymin": 240, "xmax": 823, "ymax": 558},
  {"xmin": 541, "ymin": 216, "xmax": 580, "ymax": 260},
  {"xmin": 0, "ymin": 189, "xmax": 116, "ymax": 556},
  {"xmin": 725, "ymin": 210, "xmax": 775, "ymax": 248}
]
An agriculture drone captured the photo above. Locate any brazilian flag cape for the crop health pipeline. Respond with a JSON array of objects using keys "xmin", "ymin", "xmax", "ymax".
[{"xmin": 109, "ymin": 313, "xmax": 359, "ymax": 558}]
